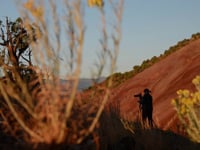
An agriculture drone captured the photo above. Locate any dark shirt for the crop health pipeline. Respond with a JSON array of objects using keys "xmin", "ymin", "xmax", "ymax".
[{"xmin": 141, "ymin": 93, "xmax": 153, "ymax": 110}]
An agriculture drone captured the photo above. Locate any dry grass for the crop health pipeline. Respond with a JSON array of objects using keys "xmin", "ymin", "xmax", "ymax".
[{"xmin": 0, "ymin": 0, "xmax": 125, "ymax": 148}]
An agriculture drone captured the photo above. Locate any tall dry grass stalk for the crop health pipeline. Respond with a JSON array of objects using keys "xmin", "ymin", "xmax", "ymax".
[{"xmin": 0, "ymin": 0, "xmax": 124, "ymax": 146}]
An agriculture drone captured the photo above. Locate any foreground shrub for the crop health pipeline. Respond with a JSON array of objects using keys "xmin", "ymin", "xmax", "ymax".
[
  {"xmin": 172, "ymin": 75, "xmax": 200, "ymax": 143},
  {"xmin": 0, "ymin": 0, "xmax": 124, "ymax": 147}
]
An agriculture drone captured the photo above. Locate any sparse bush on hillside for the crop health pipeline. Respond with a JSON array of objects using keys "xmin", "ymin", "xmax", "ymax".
[
  {"xmin": 191, "ymin": 32, "xmax": 200, "ymax": 40},
  {"xmin": 172, "ymin": 75, "xmax": 200, "ymax": 143}
]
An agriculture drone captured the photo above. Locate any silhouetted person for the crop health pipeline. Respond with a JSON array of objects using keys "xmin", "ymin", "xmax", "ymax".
[{"xmin": 141, "ymin": 88, "xmax": 153, "ymax": 127}]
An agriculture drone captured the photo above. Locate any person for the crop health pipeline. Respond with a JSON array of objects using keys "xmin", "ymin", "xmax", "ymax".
[{"xmin": 141, "ymin": 88, "xmax": 153, "ymax": 127}]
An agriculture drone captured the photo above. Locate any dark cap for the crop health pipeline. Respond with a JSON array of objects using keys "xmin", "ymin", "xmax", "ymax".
[{"xmin": 144, "ymin": 88, "xmax": 151, "ymax": 93}]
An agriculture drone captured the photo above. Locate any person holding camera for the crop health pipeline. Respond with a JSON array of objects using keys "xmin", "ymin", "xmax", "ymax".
[
  {"xmin": 134, "ymin": 88, "xmax": 153, "ymax": 127},
  {"xmin": 142, "ymin": 88, "xmax": 153, "ymax": 127}
]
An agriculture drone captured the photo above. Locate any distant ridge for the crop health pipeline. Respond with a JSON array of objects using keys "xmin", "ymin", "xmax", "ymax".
[{"xmin": 61, "ymin": 77, "xmax": 105, "ymax": 91}]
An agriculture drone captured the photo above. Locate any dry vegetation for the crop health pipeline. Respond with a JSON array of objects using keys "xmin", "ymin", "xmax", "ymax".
[
  {"xmin": 0, "ymin": 0, "xmax": 126, "ymax": 149},
  {"xmin": 0, "ymin": 0, "xmax": 200, "ymax": 150},
  {"xmin": 172, "ymin": 75, "xmax": 200, "ymax": 143}
]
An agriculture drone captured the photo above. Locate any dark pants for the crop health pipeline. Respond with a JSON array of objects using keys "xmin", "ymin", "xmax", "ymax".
[{"xmin": 142, "ymin": 106, "xmax": 153, "ymax": 127}]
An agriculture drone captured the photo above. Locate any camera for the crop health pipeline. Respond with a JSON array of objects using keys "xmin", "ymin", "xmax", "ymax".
[
  {"xmin": 134, "ymin": 93, "xmax": 142, "ymax": 106},
  {"xmin": 134, "ymin": 93, "xmax": 142, "ymax": 98}
]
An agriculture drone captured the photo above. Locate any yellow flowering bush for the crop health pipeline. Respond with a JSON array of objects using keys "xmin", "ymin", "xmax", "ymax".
[
  {"xmin": 88, "ymin": 0, "xmax": 104, "ymax": 8},
  {"xmin": 172, "ymin": 75, "xmax": 200, "ymax": 143}
]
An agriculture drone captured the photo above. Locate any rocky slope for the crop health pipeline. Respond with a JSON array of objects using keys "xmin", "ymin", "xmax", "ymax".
[{"xmin": 108, "ymin": 39, "xmax": 200, "ymax": 132}]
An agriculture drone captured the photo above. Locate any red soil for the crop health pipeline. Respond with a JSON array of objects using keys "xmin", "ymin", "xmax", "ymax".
[{"xmin": 108, "ymin": 39, "xmax": 200, "ymax": 132}]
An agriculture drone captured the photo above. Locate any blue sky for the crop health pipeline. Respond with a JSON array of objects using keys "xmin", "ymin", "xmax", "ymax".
[{"xmin": 1, "ymin": 0, "xmax": 200, "ymax": 78}]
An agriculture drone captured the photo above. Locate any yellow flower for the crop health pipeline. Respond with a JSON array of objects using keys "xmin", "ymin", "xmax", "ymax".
[
  {"xmin": 180, "ymin": 105, "xmax": 186, "ymax": 115},
  {"xmin": 192, "ymin": 75, "xmax": 200, "ymax": 86},
  {"xmin": 88, "ymin": 0, "xmax": 104, "ymax": 8},
  {"xmin": 24, "ymin": 0, "xmax": 34, "ymax": 10},
  {"xmin": 183, "ymin": 98, "xmax": 193, "ymax": 106},
  {"xmin": 192, "ymin": 78, "xmax": 198, "ymax": 85},
  {"xmin": 171, "ymin": 99, "xmax": 176, "ymax": 106},
  {"xmin": 193, "ymin": 92, "xmax": 200, "ymax": 103},
  {"xmin": 24, "ymin": 0, "xmax": 44, "ymax": 19},
  {"xmin": 33, "ymin": 7, "xmax": 44, "ymax": 18},
  {"xmin": 183, "ymin": 90, "xmax": 190, "ymax": 97},
  {"xmin": 177, "ymin": 89, "xmax": 190, "ymax": 99}
]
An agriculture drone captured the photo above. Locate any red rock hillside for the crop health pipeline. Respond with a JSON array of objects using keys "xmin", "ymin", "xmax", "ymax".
[{"xmin": 107, "ymin": 39, "xmax": 200, "ymax": 132}]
